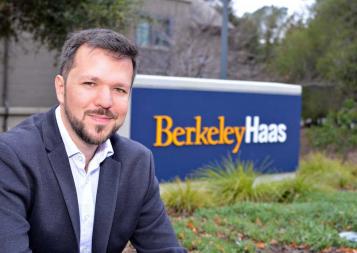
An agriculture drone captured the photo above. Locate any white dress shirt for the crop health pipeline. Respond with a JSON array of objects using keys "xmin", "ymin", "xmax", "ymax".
[{"xmin": 55, "ymin": 107, "xmax": 114, "ymax": 253}]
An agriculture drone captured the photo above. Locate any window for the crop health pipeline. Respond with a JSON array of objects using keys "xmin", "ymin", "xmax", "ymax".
[
  {"xmin": 136, "ymin": 20, "xmax": 151, "ymax": 47},
  {"xmin": 136, "ymin": 16, "xmax": 172, "ymax": 48}
]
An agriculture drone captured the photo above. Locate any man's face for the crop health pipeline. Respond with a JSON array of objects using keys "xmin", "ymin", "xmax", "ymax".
[{"xmin": 55, "ymin": 45, "xmax": 133, "ymax": 145}]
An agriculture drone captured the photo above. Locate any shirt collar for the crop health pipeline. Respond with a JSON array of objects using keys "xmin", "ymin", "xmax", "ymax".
[{"xmin": 55, "ymin": 106, "xmax": 114, "ymax": 159}]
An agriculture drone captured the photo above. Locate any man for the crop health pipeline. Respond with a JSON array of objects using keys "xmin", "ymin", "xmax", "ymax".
[{"xmin": 0, "ymin": 29, "xmax": 186, "ymax": 253}]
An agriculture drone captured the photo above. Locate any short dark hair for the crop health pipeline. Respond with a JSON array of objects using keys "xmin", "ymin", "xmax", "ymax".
[{"xmin": 59, "ymin": 28, "xmax": 138, "ymax": 82}]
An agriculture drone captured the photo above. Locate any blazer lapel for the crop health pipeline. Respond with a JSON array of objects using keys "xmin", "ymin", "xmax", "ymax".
[
  {"xmin": 48, "ymin": 147, "xmax": 81, "ymax": 246},
  {"xmin": 42, "ymin": 108, "xmax": 81, "ymax": 247},
  {"xmin": 92, "ymin": 157, "xmax": 121, "ymax": 253}
]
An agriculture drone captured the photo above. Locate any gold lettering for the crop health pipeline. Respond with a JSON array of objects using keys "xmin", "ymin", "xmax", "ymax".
[
  {"xmin": 232, "ymin": 127, "xmax": 246, "ymax": 153},
  {"xmin": 154, "ymin": 115, "xmax": 247, "ymax": 152},
  {"xmin": 198, "ymin": 127, "xmax": 209, "ymax": 144},
  {"xmin": 154, "ymin": 115, "xmax": 173, "ymax": 147},
  {"xmin": 172, "ymin": 127, "xmax": 186, "ymax": 146},
  {"xmin": 207, "ymin": 127, "xmax": 219, "ymax": 145},
  {"xmin": 223, "ymin": 127, "xmax": 234, "ymax": 144},
  {"xmin": 185, "ymin": 127, "xmax": 196, "ymax": 145},
  {"xmin": 194, "ymin": 116, "xmax": 203, "ymax": 144},
  {"xmin": 218, "ymin": 116, "xmax": 225, "ymax": 144}
]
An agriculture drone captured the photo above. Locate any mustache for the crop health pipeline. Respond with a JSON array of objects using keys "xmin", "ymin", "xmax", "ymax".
[{"xmin": 85, "ymin": 108, "xmax": 117, "ymax": 119}]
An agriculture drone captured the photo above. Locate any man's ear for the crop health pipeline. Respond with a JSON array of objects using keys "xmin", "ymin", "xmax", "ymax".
[{"xmin": 55, "ymin": 75, "xmax": 65, "ymax": 105}]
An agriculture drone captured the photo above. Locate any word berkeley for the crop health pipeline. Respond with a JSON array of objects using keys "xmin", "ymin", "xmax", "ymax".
[{"xmin": 154, "ymin": 115, "xmax": 287, "ymax": 153}]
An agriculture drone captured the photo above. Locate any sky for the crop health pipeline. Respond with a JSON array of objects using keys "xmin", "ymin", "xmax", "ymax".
[{"xmin": 232, "ymin": 0, "xmax": 316, "ymax": 17}]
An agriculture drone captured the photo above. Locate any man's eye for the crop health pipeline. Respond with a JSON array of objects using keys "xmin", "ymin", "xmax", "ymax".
[
  {"xmin": 83, "ymin": 82, "xmax": 95, "ymax": 86},
  {"xmin": 114, "ymin": 88, "xmax": 127, "ymax": 94}
]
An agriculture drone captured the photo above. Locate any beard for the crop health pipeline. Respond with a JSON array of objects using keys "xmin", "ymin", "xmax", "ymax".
[{"xmin": 64, "ymin": 102, "xmax": 120, "ymax": 145}]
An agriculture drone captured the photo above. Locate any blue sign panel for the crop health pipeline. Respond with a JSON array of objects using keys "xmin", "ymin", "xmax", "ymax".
[{"xmin": 130, "ymin": 87, "xmax": 301, "ymax": 181}]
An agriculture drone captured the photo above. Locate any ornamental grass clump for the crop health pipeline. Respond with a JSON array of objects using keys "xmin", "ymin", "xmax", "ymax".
[
  {"xmin": 297, "ymin": 153, "xmax": 357, "ymax": 191},
  {"xmin": 197, "ymin": 156, "xmax": 314, "ymax": 205},
  {"xmin": 271, "ymin": 177, "xmax": 313, "ymax": 203},
  {"xmin": 161, "ymin": 179, "xmax": 211, "ymax": 215},
  {"xmin": 197, "ymin": 157, "xmax": 259, "ymax": 204}
]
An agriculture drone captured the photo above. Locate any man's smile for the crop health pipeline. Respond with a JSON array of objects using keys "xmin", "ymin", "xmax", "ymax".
[{"xmin": 87, "ymin": 113, "xmax": 113, "ymax": 124}]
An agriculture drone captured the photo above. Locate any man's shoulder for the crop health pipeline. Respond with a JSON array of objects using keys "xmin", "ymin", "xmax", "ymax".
[{"xmin": 0, "ymin": 112, "xmax": 48, "ymax": 150}]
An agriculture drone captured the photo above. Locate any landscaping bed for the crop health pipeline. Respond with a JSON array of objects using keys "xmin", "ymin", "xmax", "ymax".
[
  {"xmin": 161, "ymin": 153, "xmax": 357, "ymax": 252},
  {"xmin": 170, "ymin": 191, "xmax": 357, "ymax": 252}
]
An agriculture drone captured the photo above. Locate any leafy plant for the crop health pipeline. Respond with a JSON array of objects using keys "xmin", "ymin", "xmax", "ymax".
[
  {"xmin": 297, "ymin": 152, "xmax": 357, "ymax": 190},
  {"xmin": 0, "ymin": 0, "xmax": 138, "ymax": 51},
  {"xmin": 270, "ymin": 0, "xmax": 357, "ymax": 99},
  {"xmin": 307, "ymin": 99, "xmax": 357, "ymax": 158}
]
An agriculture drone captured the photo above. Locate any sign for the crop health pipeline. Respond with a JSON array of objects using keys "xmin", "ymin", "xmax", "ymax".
[{"xmin": 122, "ymin": 75, "xmax": 301, "ymax": 181}]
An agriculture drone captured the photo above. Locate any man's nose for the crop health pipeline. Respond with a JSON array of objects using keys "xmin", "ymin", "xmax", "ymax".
[{"xmin": 95, "ymin": 87, "xmax": 113, "ymax": 108}]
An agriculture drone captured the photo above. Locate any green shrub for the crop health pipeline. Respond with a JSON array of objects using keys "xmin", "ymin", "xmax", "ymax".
[
  {"xmin": 161, "ymin": 179, "xmax": 212, "ymax": 215},
  {"xmin": 302, "ymin": 85, "xmax": 343, "ymax": 122},
  {"xmin": 164, "ymin": 152, "xmax": 357, "ymax": 214},
  {"xmin": 297, "ymin": 153, "xmax": 357, "ymax": 190},
  {"xmin": 196, "ymin": 156, "xmax": 315, "ymax": 205},
  {"xmin": 197, "ymin": 157, "xmax": 258, "ymax": 204},
  {"xmin": 251, "ymin": 176, "xmax": 313, "ymax": 203},
  {"xmin": 307, "ymin": 99, "xmax": 357, "ymax": 156},
  {"xmin": 274, "ymin": 177, "xmax": 313, "ymax": 203}
]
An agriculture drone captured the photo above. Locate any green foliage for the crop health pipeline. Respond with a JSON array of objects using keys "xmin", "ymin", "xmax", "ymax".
[
  {"xmin": 235, "ymin": 5, "xmax": 290, "ymax": 63},
  {"xmin": 302, "ymin": 85, "xmax": 343, "ymax": 121},
  {"xmin": 314, "ymin": 0, "xmax": 357, "ymax": 97},
  {"xmin": 165, "ymin": 154, "xmax": 357, "ymax": 250},
  {"xmin": 197, "ymin": 157, "xmax": 258, "ymax": 204},
  {"xmin": 161, "ymin": 179, "xmax": 212, "ymax": 215},
  {"xmin": 235, "ymin": 15, "xmax": 261, "ymax": 59},
  {"xmin": 270, "ymin": 26, "xmax": 313, "ymax": 81},
  {"xmin": 196, "ymin": 157, "xmax": 313, "ymax": 205},
  {"xmin": 266, "ymin": 177, "xmax": 313, "ymax": 203},
  {"xmin": 163, "ymin": 152, "xmax": 357, "ymax": 217},
  {"xmin": 307, "ymin": 99, "xmax": 357, "ymax": 156},
  {"xmin": 252, "ymin": 6, "xmax": 289, "ymax": 60},
  {"xmin": 167, "ymin": 153, "xmax": 357, "ymax": 251},
  {"xmin": 172, "ymin": 191, "xmax": 357, "ymax": 251},
  {"xmin": 297, "ymin": 153, "xmax": 357, "ymax": 190},
  {"xmin": 270, "ymin": 0, "xmax": 357, "ymax": 97},
  {"xmin": 0, "ymin": 0, "xmax": 138, "ymax": 51}
]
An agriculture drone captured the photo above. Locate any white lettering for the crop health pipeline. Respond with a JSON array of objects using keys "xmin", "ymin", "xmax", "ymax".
[
  {"xmin": 245, "ymin": 116, "xmax": 260, "ymax": 143},
  {"xmin": 245, "ymin": 116, "xmax": 287, "ymax": 144},
  {"xmin": 258, "ymin": 124, "xmax": 268, "ymax": 143},
  {"xmin": 268, "ymin": 124, "xmax": 278, "ymax": 142},
  {"xmin": 278, "ymin": 124, "xmax": 287, "ymax": 142}
]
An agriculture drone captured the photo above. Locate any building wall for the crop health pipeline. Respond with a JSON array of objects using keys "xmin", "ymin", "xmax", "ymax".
[
  {"xmin": 0, "ymin": 34, "xmax": 58, "ymax": 130},
  {"xmin": 133, "ymin": 0, "xmax": 221, "ymax": 78},
  {"xmin": 6, "ymin": 33, "xmax": 58, "ymax": 107}
]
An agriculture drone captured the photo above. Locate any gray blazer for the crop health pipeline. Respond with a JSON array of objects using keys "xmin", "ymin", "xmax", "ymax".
[{"xmin": 0, "ymin": 108, "xmax": 186, "ymax": 253}]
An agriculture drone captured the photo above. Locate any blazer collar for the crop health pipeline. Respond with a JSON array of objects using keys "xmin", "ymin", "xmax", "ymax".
[{"xmin": 42, "ymin": 107, "xmax": 122, "ymax": 253}]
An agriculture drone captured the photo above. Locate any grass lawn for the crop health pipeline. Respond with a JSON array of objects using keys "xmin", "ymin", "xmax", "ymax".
[{"xmin": 171, "ymin": 191, "xmax": 357, "ymax": 252}]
